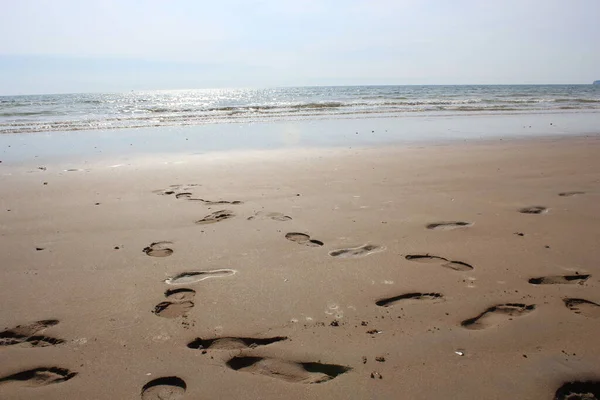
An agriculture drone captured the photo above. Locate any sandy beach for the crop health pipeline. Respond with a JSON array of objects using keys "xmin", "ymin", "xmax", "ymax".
[{"xmin": 1, "ymin": 134, "xmax": 600, "ymax": 399}]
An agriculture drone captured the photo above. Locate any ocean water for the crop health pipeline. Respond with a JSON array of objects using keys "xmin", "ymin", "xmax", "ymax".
[{"xmin": 1, "ymin": 85, "xmax": 599, "ymax": 134}]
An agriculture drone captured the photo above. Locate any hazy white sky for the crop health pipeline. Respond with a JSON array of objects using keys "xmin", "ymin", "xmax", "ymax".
[{"xmin": 1, "ymin": 0, "xmax": 599, "ymax": 94}]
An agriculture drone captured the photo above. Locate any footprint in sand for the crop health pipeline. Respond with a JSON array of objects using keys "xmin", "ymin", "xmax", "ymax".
[
  {"xmin": 141, "ymin": 377, "xmax": 186, "ymax": 400},
  {"xmin": 563, "ymin": 298, "xmax": 600, "ymax": 318},
  {"xmin": 153, "ymin": 289, "xmax": 196, "ymax": 319},
  {"xmin": 461, "ymin": 303, "xmax": 536, "ymax": 330},
  {"xmin": 528, "ymin": 274, "xmax": 590, "ymax": 285},
  {"xmin": 195, "ymin": 210, "xmax": 235, "ymax": 224},
  {"xmin": 164, "ymin": 269, "xmax": 236, "ymax": 285},
  {"xmin": 0, "ymin": 367, "xmax": 77, "ymax": 388},
  {"xmin": 0, "ymin": 320, "xmax": 64, "ymax": 348},
  {"xmin": 554, "ymin": 381, "xmax": 600, "ymax": 400},
  {"xmin": 153, "ymin": 184, "xmax": 201, "ymax": 196},
  {"xmin": 143, "ymin": 242, "xmax": 174, "ymax": 257},
  {"xmin": 376, "ymin": 292, "xmax": 444, "ymax": 307},
  {"xmin": 247, "ymin": 211, "xmax": 292, "ymax": 222},
  {"xmin": 559, "ymin": 191, "xmax": 585, "ymax": 197},
  {"xmin": 426, "ymin": 221, "xmax": 472, "ymax": 230},
  {"xmin": 329, "ymin": 244, "xmax": 384, "ymax": 258},
  {"xmin": 226, "ymin": 356, "xmax": 351, "ymax": 384},
  {"xmin": 519, "ymin": 206, "xmax": 548, "ymax": 214},
  {"xmin": 188, "ymin": 336, "xmax": 287, "ymax": 350},
  {"xmin": 405, "ymin": 254, "xmax": 473, "ymax": 271},
  {"xmin": 285, "ymin": 232, "xmax": 324, "ymax": 247}
]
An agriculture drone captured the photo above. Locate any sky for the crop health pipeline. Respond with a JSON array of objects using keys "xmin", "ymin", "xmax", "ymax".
[{"xmin": 1, "ymin": 0, "xmax": 599, "ymax": 95}]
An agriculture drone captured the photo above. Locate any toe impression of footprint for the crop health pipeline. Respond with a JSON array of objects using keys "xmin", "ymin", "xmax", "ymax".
[
  {"xmin": 153, "ymin": 289, "xmax": 196, "ymax": 319},
  {"xmin": 285, "ymin": 232, "xmax": 324, "ymax": 247},
  {"xmin": 329, "ymin": 244, "xmax": 383, "ymax": 258},
  {"xmin": 141, "ymin": 376, "xmax": 186, "ymax": 400},
  {"xmin": 0, "ymin": 320, "xmax": 64, "ymax": 348},
  {"xmin": 143, "ymin": 242, "xmax": 173, "ymax": 257},
  {"xmin": 564, "ymin": 298, "xmax": 600, "ymax": 318},
  {"xmin": 461, "ymin": 303, "xmax": 536, "ymax": 330},
  {"xmin": 226, "ymin": 356, "xmax": 351, "ymax": 384},
  {"xmin": 405, "ymin": 254, "xmax": 473, "ymax": 271}
]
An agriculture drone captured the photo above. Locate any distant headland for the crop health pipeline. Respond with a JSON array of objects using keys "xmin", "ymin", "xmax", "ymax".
[{"xmin": 594, "ymin": 80, "xmax": 600, "ymax": 85}]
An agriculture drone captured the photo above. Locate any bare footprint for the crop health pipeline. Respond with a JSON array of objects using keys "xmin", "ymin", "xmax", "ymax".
[
  {"xmin": 0, "ymin": 367, "xmax": 77, "ymax": 388},
  {"xmin": 554, "ymin": 381, "xmax": 600, "ymax": 400},
  {"xmin": 143, "ymin": 241, "xmax": 173, "ymax": 257},
  {"xmin": 426, "ymin": 221, "xmax": 472, "ymax": 230},
  {"xmin": 564, "ymin": 298, "xmax": 600, "ymax": 318},
  {"xmin": 226, "ymin": 356, "xmax": 351, "ymax": 384},
  {"xmin": 519, "ymin": 206, "xmax": 548, "ymax": 214},
  {"xmin": 461, "ymin": 303, "xmax": 536, "ymax": 330},
  {"xmin": 248, "ymin": 211, "xmax": 292, "ymax": 222},
  {"xmin": 164, "ymin": 269, "xmax": 236, "ymax": 285},
  {"xmin": 529, "ymin": 274, "xmax": 589, "ymax": 285},
  {"xmin": 559, "ymin": 191, "xmax": 585, "ymax": 197},
  {"xmin": 188, "ymin": 336, "xmax": 287, "ymax": 350},
  {"xmin": 376, "ymin": 292, "xmax": 444, "ymax": 307},
  {"xmin": 285, "ymin": 232, "xmax": 324, "ymax": 247},
  {"xmin": 405, "ymin": 254, "xmax": 473, "ymax": 271},
  {"xmin": 141, "ymin": 377, "xmax": 186, "ymax": 400},
  {"xmin": 195, "ymin": 210, "xmax": 235, "ymax": 224},
  {"xmin": 153, "ymin": 289, "xmax": 196, "ymax": 319},
  {"xmin": 188, "ymin": 198, "xmax": 243, "ymax": 205},
  {"xmin": 329, "ymin": 244, "xmax": 384, "ymax": 258},
  {"xmin": 0, "ymin": 320, "xmax": 63, "ymax": 348}
]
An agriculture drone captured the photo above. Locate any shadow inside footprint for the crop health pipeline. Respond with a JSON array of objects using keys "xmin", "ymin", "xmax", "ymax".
[
  {"xmin": 461, "ymin": 303, "xmax": 536, "ymax": 330},
  {"xmin": 529, "ymin": 274, "xmax": 589, "ymax": 285},
  {"xmin": 563, "ymin": 298, "xmax": 600, "ymax": 318},
  {"xmin": 143, "ymin": 242, "xmax": 173, "ymax": 257},
  {"xmin": 554, "ymin": 381, "xmax": 600, "ymax": 400},
  {"xmin": 405, "ymin": 254, "xmax": 473, "ymax": 271},
  {"xmin": 188, "ymin": 336, "xmax": 287, "ymax": 350},
  {"xmin": 285, "ymin": 232, "xmax": 324, "ymax": 247},
  {"xmin": 329, "ymin": 244, "xmax": 383, "ymax": 258},
  {"xmin": 0, "ymin": 367, "xmax": 77, "ymax": 387},
  {"xmin": 165, "ymin": 269, "xmax": 236, "ymax": 285},
  {"xmin": 376, "ymin": 292, "xmax": 444, "ymax": 307},
  {"xmin": 141, "ymin": 376, "xmax": 186, "ymax": 400},
  {"xmin": 164, "ymin": 288, "xmax": 196, "ymax": 302},
  {"xmin": 226, "ymin": 356, "xmax": 351, "ymax": 384},
  {"xmin": 0, "ymin": 320, "xmax": 63, "ymax": 348},
  {"xmin": 426, "ymin": 221, "xmax": 472, "ymax": 230},
  {"xmin": 195, "ymin": 210, "xmax": 235, "ymax": 224},
  {"xmin": 519, "ymin": 206, "xmax": 548, "ymax": 214}
]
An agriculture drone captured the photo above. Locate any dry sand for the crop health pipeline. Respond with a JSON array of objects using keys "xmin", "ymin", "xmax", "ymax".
[{"xmin": 1, "ymin": 135, "xmax": 600, "ymax": 399}]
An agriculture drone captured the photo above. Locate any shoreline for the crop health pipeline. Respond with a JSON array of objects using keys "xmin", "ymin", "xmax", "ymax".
[{"xmin": 1, "ymin": 111, "xmax": 599, "ymax": 166}]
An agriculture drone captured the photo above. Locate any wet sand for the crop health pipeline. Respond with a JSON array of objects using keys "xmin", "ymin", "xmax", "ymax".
[{"xmin": 1, "ymin": 135, "xmax": 600, "ymax": 399}]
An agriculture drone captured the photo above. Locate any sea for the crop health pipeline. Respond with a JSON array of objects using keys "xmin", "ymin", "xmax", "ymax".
[{"xmin": 1, "ymin": 85, "xmax": 599, "ymax": 134}]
